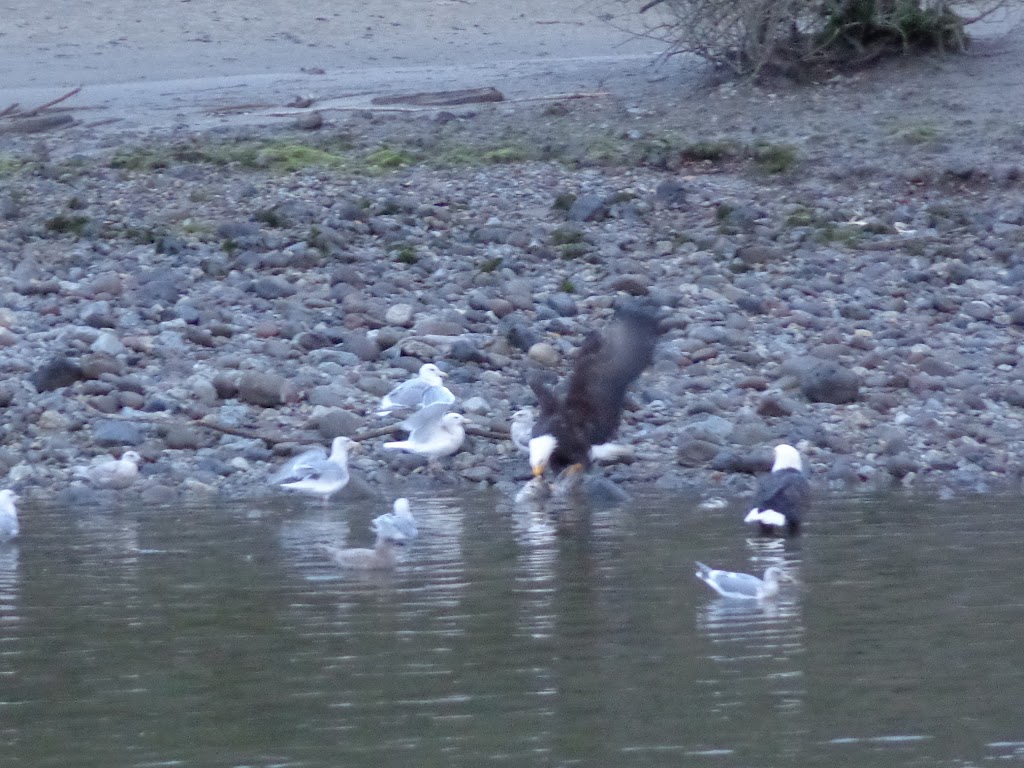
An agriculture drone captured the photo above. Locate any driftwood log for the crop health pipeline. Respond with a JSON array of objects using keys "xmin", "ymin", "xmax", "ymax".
[
  {"xmin": 87, "ymin": 405, "xmax": 509, "ymax": 448},
  {"xmin": 0, "ymin": 86, "xmax": 83, "ymax": 134}
]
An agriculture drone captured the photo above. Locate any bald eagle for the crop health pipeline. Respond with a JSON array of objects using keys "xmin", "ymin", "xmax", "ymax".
[
  {"xmin": 527, "ymin": 301, "xmax": 661, "ymax": 478},
  {"xmin": 743, "ymin": 444, "xmax": 810, "ymax": 536}
]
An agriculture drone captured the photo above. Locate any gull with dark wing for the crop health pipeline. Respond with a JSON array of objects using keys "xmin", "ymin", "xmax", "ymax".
[
  {"xmin": 0, "ymin": 490, "xmax": 18, "ymax": 541},
  {"xmin": 528, "ymin": 300, "xmax": 661, "ymax": 479},
  {"xmin": 271, "ymin": 436, "xmax": 357, "ymax": 500},
  {"xmin": 377, "ymin": 363, "xmax": 455, "ymax": 416},
  {"xmin": 744, "ymin": 444, "xmax": 810, "ymax": 536},
  {"xmin": 695, "ymin": 561, "xmax": 792, "ymax": 600},
  {"xmin": 322, "ymin": 497, "xmax": 418, "ymax": 570},
  {"xmin": 383, "ymin": 403, "xmax": 468, "ymax": 463}
]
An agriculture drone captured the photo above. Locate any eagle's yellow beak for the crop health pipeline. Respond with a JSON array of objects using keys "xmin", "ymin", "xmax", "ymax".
[{"xmin": 532, "ymin": 465, "xmax": 545, "ymax": 478}]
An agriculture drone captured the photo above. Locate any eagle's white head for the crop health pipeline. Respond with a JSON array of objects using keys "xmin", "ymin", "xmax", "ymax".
[
  {"xmin": 772, "ymin": 444, "xmax": 802, "ymax": 472},
  {"xmin": 528, "ymin": 434, "xmax": 557, "ymax": 478}
]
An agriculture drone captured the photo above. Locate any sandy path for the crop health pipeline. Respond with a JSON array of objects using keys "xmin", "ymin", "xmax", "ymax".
[
  {"xmin": 1, "ymin": 0, "xmax": 658, "ymax": 86},
  {"xmin": 0, "ymin": 0, "xmax": 674, "ymax": 133},
  {"xmin": 0, "ymin": 1, "xmax": 1020, "ymax": 139}
]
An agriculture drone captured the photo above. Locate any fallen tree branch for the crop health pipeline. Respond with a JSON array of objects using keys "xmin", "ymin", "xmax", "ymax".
[
  {"xmin": 467, "ymin": 425, "xmax": 510, "ymax": 440},
  {"xmin": 195, "ymin": 415, "xmax": 289, "ymax": 443},
  {"xmin": 371, "ymin": 86, "xmax": 504, "ymax": 107},
  {"xmin": 351, "ymin": 425, "xmax": 401, "ymax": 442},
  {"xmin": 21, "ymin": 86, "xmax": 82, "ymax": 117},
  {"xmin": 83, "ymin": 403, "xmax": 509, "ymax": 447},
  {"xmin": 265, "ymin": 90, "xmax": 609, "ymax": 118},
  {"xmin": 0, "ymin": 114, "xmax": 75, "ymax": 135}
]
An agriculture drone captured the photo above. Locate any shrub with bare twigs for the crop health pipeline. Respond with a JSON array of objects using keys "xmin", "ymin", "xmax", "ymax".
[{"xmin": 603, "ymin": 0, "xmax": 1019, "ymax": 77}]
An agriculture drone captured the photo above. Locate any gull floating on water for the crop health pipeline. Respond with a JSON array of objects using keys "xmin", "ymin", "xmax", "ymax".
[
  {"xmin": 695, "ymin": 561, "xmax": 792, "ymax": 600},
  {"xmin": 271, "ymin": 436, "xmax": 357, "ymax": 500},
  {"xmin": 377, "ymin": 363, "xmax": 455, "ymax": 416},
  {"xmin": 383, "ymin": 403, "xmax": 469, "ymax": 461},
  {"xmin": 322, "ymin": 498, "xmax": 418, "ymax": 570},
  {"xmin": 0, "ymin": 490, "xmax": 18, "ymax": 541},
  {"xmin": 73, "ymin": 451, "xmax": 141, "ymax": 490},
  {"xmin": 744, "ymin": 444, "xmax": 810, "ymax": 536},
  {"xmin": 371, "ymin": 497, "xmax": 418, "ymax": 541}
]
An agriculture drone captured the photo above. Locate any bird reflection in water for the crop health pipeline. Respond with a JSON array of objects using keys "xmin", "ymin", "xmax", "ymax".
[
  {"xmin": 694, "ymin": 547, "xmax": 806, "ymax": 728},
  {"xmin": 0, "ymin": 543, "xmax": 18, "ymax": 614}
]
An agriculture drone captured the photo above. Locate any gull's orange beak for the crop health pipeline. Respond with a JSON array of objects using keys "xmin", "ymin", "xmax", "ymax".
[{"xmin": 532, "ymin": 465, "xmax": 545, "ymax": 478}]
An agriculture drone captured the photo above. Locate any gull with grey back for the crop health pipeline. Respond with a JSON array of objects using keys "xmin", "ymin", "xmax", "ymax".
[
  {"xmin": 383, "ymin": 403, "xmax": 468, "ymax": 461},
  {"xmin": 377, "ymin": 363, "xmax": 454, "ymax": 416},
  {"xmin": 695, "ymin": 561, "xmax": 792, "ymax": 600},
  {"xmin": 271, "ymin": 436, "xmax": 357, "ymax": 500}
]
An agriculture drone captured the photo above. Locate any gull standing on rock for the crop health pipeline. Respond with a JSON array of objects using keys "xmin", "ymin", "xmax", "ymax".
[
  {"xmin": 695, "ymin": 561, "xmax": 793, "ymax": 600},
  {"xmin": 383, "ymin": 403, "xmax": 469, "ymax": 463},
  {"xmin": 510, "ymin": 408, "xmax": 535, "ymax": 453},
  {"xmin": 271, "ymin": 436, "xmax": 357, "ymax": 500},
  {"xmin": 73, "ymin": 451, "xmax": 142, "ymax": 490},
  {"xmin": 377, "ymin": 363, "xmax": 455, "ymax": 416},
  {"xmin": 744, "ymin": 444, "xmax": 810, "ymax": 536},
  {"xmin": 0, "ymin": 490, "xmax": 18, "ymax": 541},
  {"xmin": 321, "ymin": 497, "xmax": 418, "ymax": 570}
]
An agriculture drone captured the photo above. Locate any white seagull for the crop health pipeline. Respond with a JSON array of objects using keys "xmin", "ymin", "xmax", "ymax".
[
  {"xmin": 744, "ymin": 444, "xmax": 810, "ymax": 536},
  {"xmin": 695, "ymin": 561, "xmax": 793, "ymax": 600},
  {"xmin": 510, "ymin": 408, "xmax": 534, "ymax": 453},
  {"xmin": 371, "ymin": 497, "xmax": 418, "ymax": 541},
  {"xmin": 383, "ymin": 403, "xmax": 469, "ymax": 461},
  {"xmin": 73, "ymin": 451, "xmax": 142, "ymax": 490},
  {"xmin": 322, "ymin": 498, "xmax": 418, "ymax": 570},
  {"xmin": 0, "ymin": 490, "xmax": 18, "ymax": 541},
  {"xmin": 378, "ymin": 363, "xmax": 455, "ymax": 416},
  {"xmin": 271, "ymin": 436, "xmax": 357, "ymax": 500}
]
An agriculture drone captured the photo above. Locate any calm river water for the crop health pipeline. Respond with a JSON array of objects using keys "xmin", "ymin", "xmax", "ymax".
[{"xmin": 2, "ymin": 490, "xmax": 1022, "ymax": 767}]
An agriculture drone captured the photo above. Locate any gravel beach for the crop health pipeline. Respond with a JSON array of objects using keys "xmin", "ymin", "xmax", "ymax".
[{"xmin": 2, "ymin": 4, "xmax": 1024, "ymax": 504}]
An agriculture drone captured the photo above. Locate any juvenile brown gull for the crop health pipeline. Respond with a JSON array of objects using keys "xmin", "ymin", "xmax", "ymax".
[{"xmin": 322, "ymin": 498, "xmax": 417, "ymax": 570}]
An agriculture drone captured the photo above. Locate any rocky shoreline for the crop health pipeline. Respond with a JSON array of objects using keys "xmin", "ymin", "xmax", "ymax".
[{"xmin": 3, "ymin": 60, "xmax": 1024, "ymax": 505}]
